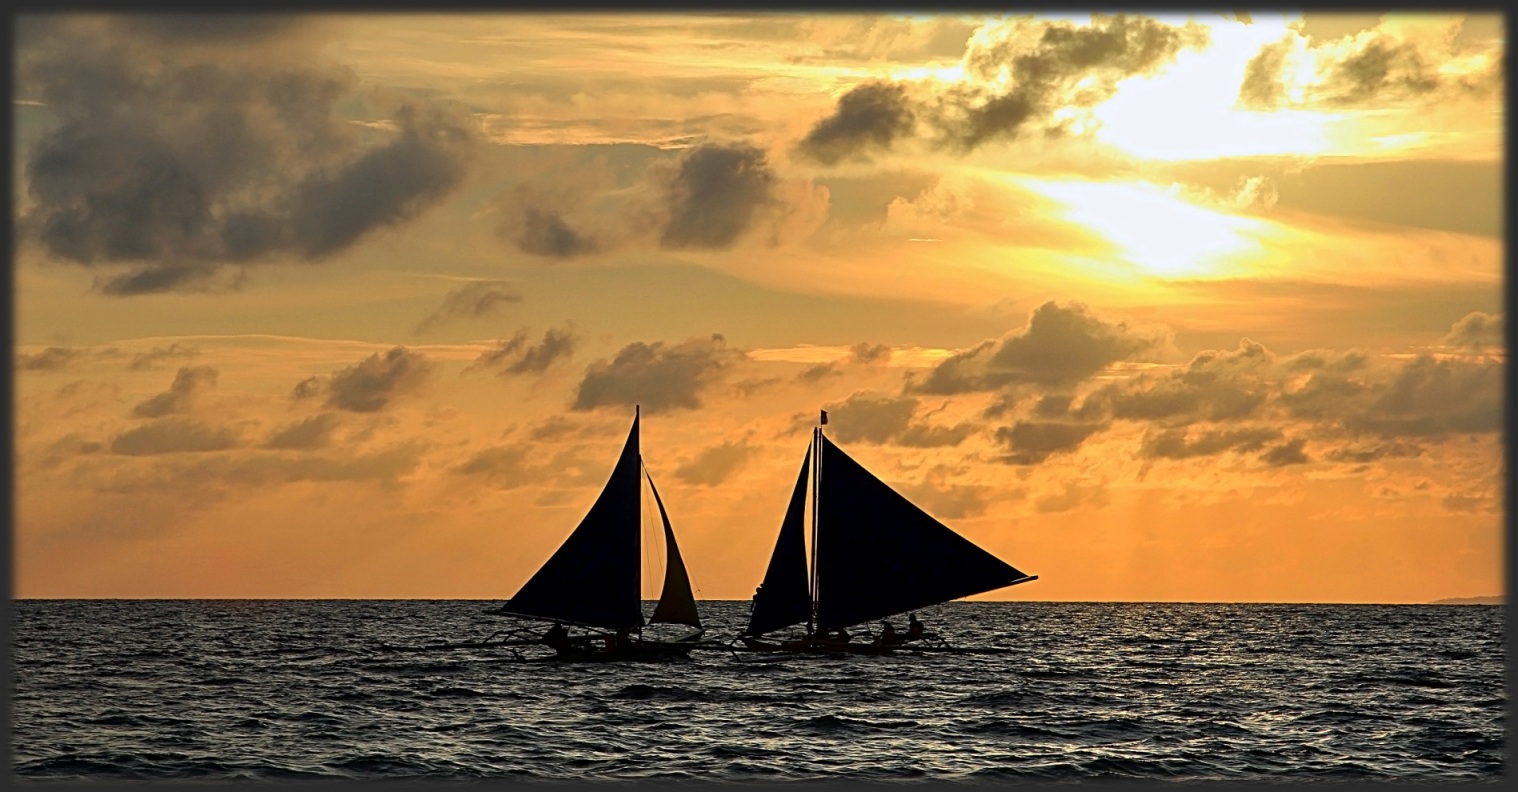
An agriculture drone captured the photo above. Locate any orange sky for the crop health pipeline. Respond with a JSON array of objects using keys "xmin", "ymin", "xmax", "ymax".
[{"xmin": 11, "ymin": 11, "xmax": 1504, "ymax": 603}]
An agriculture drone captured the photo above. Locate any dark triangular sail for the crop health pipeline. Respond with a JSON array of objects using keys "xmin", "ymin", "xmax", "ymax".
[
  {"xmin": 499, "ymin": 414, "xmax": 643, "ymax": 631},
  {"xmin": 744, "ymin": 450, "xmax": 814, "ymax": 636},
  {"xmin": 647, "ymin": 467, "xmax": 702, "ymax": 628},
  {"xmin": 815, "ymin": 435, "xmax": 1033, "ymax": 630}
]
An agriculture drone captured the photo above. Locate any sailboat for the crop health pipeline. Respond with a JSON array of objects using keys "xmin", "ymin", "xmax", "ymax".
[
  {"xmin": 492, "ymin": 407, "xmax": 704, "ymax": 661},
  {"xmin": 740, "ymin": 415, "xmax": 1036, "ymax": 654}
]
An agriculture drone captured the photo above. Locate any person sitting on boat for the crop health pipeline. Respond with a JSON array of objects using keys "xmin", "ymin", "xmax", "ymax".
[
  {"xmin": 878, "ymin": 620, "xmax": 900, "ymax": 646},
  {"xmin": 542, "ymin": 622, "xmax": 570, "ymax": 651},
  {"xmin": 835, "ymin": 625, "xmax": 851, "ymax": 643},
  {"xmin": 907, "ymin": 613, "xmax": 925, "ymax": 641},
  {"xmin": 604, "ymin": 628, "xmax": 631, "ymax": 653}
]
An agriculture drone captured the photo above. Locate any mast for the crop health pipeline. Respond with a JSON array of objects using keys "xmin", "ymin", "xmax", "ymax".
[{"xmin": 809, "ymin": 422, "xmax": 822, "ymax": 634}]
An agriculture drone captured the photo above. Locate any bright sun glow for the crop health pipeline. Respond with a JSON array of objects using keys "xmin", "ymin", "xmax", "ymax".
[
  {"xmin": 1025, "ymin": 178, "xmax": 1269, "ymax": 278},
  {"xmin": 1092, "ymin": 16, "xmax": 1336, "ymax": 160}
]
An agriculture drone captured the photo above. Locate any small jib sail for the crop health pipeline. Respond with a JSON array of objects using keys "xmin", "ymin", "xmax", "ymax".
[
  {"xmin": 499, "ymin": 408, "xmax": 701, "ymax": 633},
  {"xmin": 745, "ymin": 425, "xmax": 1035, "ymax": 637}
]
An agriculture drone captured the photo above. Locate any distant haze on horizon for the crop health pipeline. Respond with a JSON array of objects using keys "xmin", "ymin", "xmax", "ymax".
[{"xmin": 11, "ymin": 11, "xmax": 1503, "ymax": 604}]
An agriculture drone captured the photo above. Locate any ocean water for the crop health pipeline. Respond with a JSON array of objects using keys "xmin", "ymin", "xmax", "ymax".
[{"xmin": 10, "ymin": 600, "xmax": 1506, "ymax": 782}]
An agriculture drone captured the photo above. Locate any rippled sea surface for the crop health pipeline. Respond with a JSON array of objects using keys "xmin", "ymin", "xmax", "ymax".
[{"xmin": 11, "ymin": 600, "xmax": 1506, "ymax": 782}]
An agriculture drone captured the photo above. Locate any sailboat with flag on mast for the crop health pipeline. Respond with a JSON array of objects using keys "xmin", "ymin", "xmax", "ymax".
[
  {"xmin": 485, "ymin": 406, "xmax": 706, "ymax": 661},
  {"xmin": 737, "ymin": 409, "xmax": 1037, "ymax": 655}
]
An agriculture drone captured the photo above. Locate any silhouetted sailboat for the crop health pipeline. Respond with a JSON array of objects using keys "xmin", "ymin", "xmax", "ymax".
[
  {"xmin": 741, "ymin": 415, "xmax": 1036, "ymax": 654},
  {"xmin": 492, "ymin": 407, "xmax": 704, "ymax": 661}
]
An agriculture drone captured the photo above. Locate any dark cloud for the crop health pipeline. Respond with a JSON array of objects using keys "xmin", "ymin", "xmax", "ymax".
[
  {"xmin": 674, "ymin": 440, "xmax": 755, "ymax": 486},
  {"xmin": 796, "ymin": 342, "xmax": 892, "ymax": 382},
  {"xmin": 572, "ymin": 334, "xmax": 742, "ymax": 414},
  {"xmin": 16, "ymin": 16, "xmax": 477, "ymax": 294},
  {"xmin": 129, "ymin": 343, "xmax": 201, "ymax": 370},
  {"xmin": 994, "ymin": 419, "xmax": 1106, "ymax": 465},
  {"xmin": 494, "ymin": 158, "xmax": 619, "ymax": 257},
  {"xmin": 820, "ymin": 392, "xmax": 975, "ymax": 448},
  {"xmin": 1440, "ymin": 312, "xmax": 1503, "ymax": 350},
  {"xmin": 17, "ymin": 346, "xmax": 86, "ymax": 370},
  {"xmin": 797, "ymin": 361, "xmax": 844, "ymax": 382},
  {"xmin": 296, "ymin": 346, "xmax": 433, "ymax": 413},
  {"xmin": 796, "ymin": 81, "xmax": 917, "ymax": 165},
  {"xmin": 131, "ymin": 365, "xmax": 218, "ymax": 418},
  {"xmin": 264, "ymin": 412, "xmax": 343, "ymax": 450},
  {"xmin": 1086, "ymin": 339, "xmax": 1273, "ymax": 425},
  {"xmin": 1240, "ymin": 28, "xmax": 1503, "ymax": 111},
  {"xmin": 955, "ymin": 15, "xmax": 1208, "ymax": 148},
  {"xmin": 415, "ymin": 281, "xmax": 522, "ymax": 334},
  {"xmin": 112, "ymin": 14, "xmax": 314, "ymax": 45},
  {"xmin": 110, "ymin": 418, "xmax": 240, "ymax": 455},
  {"xmin": 1260, "ymin": 438, "xmax": 1309, "ymax": 466},
  {"xmin": 467, "ymin": 326, "xmax": 579, "ymax": 376},
  {"xmin": 1326, "ymin": 38, "xmax": 1442, "ymax": 105},
  {"xmin": 913, "ymin": 301, "xmax": 1163, "ymax": 395},
  {"xmin": 1352, "ymin": 355, "xmax": 1503, "ymax": 437},
  {"xmin": 851, "ymin": 342, "xmax": 892, "ymax": 365},
  {"xmin": 1139, "ymin": 425, "xmax": 1282, "ymax": 460},
  {"xmin": 456, "ymin": 445, "xmax": 536, "ymax": 489},
  {"xmin": 1238, "ymin": 38, "xmax": 1290, "ymax": 108},
  {"xmin": 659, "ymin": 144, "xmax": 777, "ymax": 250},
  {"xmin": 501, "ymin": 205, "xmax": 602, "ymax": 258},
  {"xmin": 527, "ymin": 416, "xmax": 596, "ymax": 442},
  {"xmin": 1322, "ymin": 440, "xmax": 1422, "ymax": 464},
  {"xmin": 798, "ymin": 14, "xmax": 1206, "ymax": 159}
]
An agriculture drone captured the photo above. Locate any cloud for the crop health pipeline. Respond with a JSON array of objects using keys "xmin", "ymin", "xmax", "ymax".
[
  {"xmin": 128, "ymin": 343, "xmax": 201, "ymax": 370},
  {"xmin": 16, "ymin": 16, "xmax": 477, "ymax": 294},
  {"xmin": 1033, "ymin": 480, "xmax": 1109, "ymax": 513},
  {"xmin": 131, "ymin": 365, "xmax": 219, "ymax": 418},
  {"xmin": 1322, "ymin": 440, "xmax": 1422, "ymax": 463},
  {"xmin": 1440, "ymin": 311, "xmax": 1503, "ymax": 350},
  {"xmin": 572, "ymin": 334, "xmax": 742, "ymax": 413},
  {"xmin": 913, "ymin": 301, "xmax": 1164, "ymax": 395},
  {"xmin": 796, "ymin": 14, "xmax": 1207, "ymax": 160},
  {"xmin": 659, "ymin": 143, "xmax": 777, "ymax": 249},
  {"xmin": 493, "ymin": 155, "xmax": 621, "ymax": 259},
  {"xmin": 1351, "ymin": 355, "xmax": 1503, "ymax": 437},
  {"xmin": 1085, "ymin": 339, "xmax": 1274, "ymax": 425},
  {"xmin": 819, "ymin": 392, "xmax": 976, "ymax": 448},
  {"xmin": 455, "ymin": 445, "xmax": 537, "ymax": 489},
  {"xmin": 795, "ymin": 81, "xmax": 917, "ymax": 165},
  {"xmin": 109, "ymin": 418, "xmax": 241, "ymax": 455},
  {"xmin": 994, "ymin": 419, "xmax": 1106, "ymax": 465},
  {"xmin": 1260, "ymin": 437, "xmax": 1310, "ymax": 466},
  {"xmin": 295, "ymin": 346, "xmax": 434, "ymax": 412},
  {"xmin": 1139, "ymin": 425, "xmax": 1282, "ymax": 460},
  {"xmin": 467, "ymin": 326, "xmax": 579, "ymax": 376},
  {"xmin": 1238, "ymin": 38, "xmax": 1291, "ymax": 109},
  {"xmin": 1237, "ymin": 20, "xmax": 1503, "ymax": 111},
  {"xmin": 674, "ymin": 439, "xmax": 755, "ymax": 486},
  {"xmin": 796, "ymin": 341, "xmax": 894, "ymax": 382},
  {"xmin": 263, "ymin": 412, "xmax": 343, "ymax": 450},
  {"xmin": 952, "ymin": 14, "xmax": 1209, "ymax": 149},
  {"xmin": 415, "ymin": 281, "xmax": 522, "ymax": 334},
  {"xmin": 17, "ymin": 346, "xmax": 87, "ymax": 370},
  {"xmin": 494, "ymin": 142, "xmax": 823, "ymax": 258}
]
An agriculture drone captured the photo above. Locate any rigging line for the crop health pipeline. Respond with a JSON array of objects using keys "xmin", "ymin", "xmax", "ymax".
[{"xmin": 639, "ymin": 459, "xmax": 660, "ymax": 603}]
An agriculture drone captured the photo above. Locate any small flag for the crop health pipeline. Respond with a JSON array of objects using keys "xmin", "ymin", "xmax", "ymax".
[{"xmin": 820, "ymin": 410, "xmax": 828, "ymax": 425}]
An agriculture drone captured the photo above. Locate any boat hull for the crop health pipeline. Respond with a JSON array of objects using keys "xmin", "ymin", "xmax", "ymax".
[
  {"xmin": 548, "ymin": 639, "xmax": 696, "ymax": 663},
  {"xmin": 738, "ymin": 635, "xmax": 900, "ymax": 655}
]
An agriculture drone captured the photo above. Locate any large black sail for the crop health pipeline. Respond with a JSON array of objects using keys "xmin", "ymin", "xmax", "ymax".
[
  {"xmin": 815, "ymin": 436, "xmax": 1033, "ymax": 630},
  {"xmin": 745, "ymin": 451, "xmax": 814, "ymax": 636},
  {"xmin": 646, "ymin": 467, "xmax": 702, "ymax": 628},
  {"xmin": 500, "ymin": 414, "xmax": 644, "ymax": 631}
]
